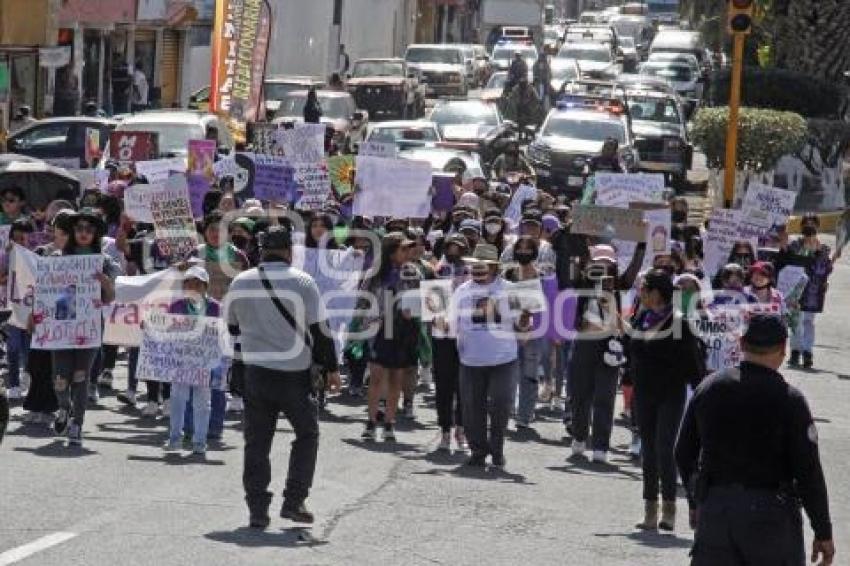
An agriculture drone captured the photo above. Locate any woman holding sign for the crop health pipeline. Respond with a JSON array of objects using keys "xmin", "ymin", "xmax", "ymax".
[{"xmin": 50, "ymin": 209, "xmax": 118, "ymax": 447}]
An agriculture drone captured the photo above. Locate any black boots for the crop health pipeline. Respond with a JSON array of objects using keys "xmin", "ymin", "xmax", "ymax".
[{"xmin": 789, "ymin": 350, "xmax": 800, "ymax": 367}]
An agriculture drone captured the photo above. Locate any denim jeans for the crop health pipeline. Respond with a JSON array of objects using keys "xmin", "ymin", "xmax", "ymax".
[
  {"xmin": 516, "ymin": 339, "xmax": 542, "ymax": 424},
  {"xmin": 5, "ymin": 325, "xmax": 30, "ymax": 388},
  {"xmin": 791, "ymin": 312, "xmax": 816, "ymax": 353},
  {"xmin": 539, "ymin": 339, "xmax": 565, "ymax": 395},
  {"xmin": 182, "ymin": 369, "xmax": 226, "ymax": 439},
  {"xmin": 459, "ymin": 360, "xmax": 518, "ymax": 460},
  {"xmin": 170, "ymin": 383, "xmax": 211, "ymax": 447}
]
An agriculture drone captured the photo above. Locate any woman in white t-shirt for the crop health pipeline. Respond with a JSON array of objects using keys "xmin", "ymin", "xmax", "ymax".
[{"xmin": 453, "ymin": 244, "xmax": 530, "ymax": 469}]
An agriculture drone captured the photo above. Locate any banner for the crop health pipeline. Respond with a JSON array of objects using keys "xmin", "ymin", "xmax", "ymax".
[
  {"xmin": 187, "ymin": 139, "xmax": 217, "ymax": 217},
  {"xmin": 103, "ymin": 269, "xmax": 181, "ymax": 346},
  {"xmin": 84, "ymin": 128, "xmax": 100, "ymax": 167},
  {"xmin": 703, "ymin": 209, "xmax": 758, "ymax": 278},
  {"xmin": 135, "ymin": 157, "xmax": 186, "ymax": 183},
  {"xmin": 38, "ymin": 46, "xmax": 72, "ymax": 68},
  {"xmin": 277, "ymin": 124, "xmax": 326, "ymax": 163},
  {"xmin": 354, "ymin": 156, "xmax": 433, "ymax": 218},
  {"xmin": 150, "ymin": 179, "xmax": 198, "ymax": 260},
  {"xmin": 571, "ymin": 205, "xmax": 646, "ymax": 242},
  {"xmin": 294, "ymin": 162, "xmax": 331, "ymax": 211},
  {"xmin": 593, "ymin": 173, "xmax": 666, "ymax": 206},
  {"xmin": 695, "ymin": 306, "xmax": 746, "ymax": 372},
  {"xmin": 6, "ymin": 245, "xmax": 38, "ymax": 329},
  {"xmin": 246, "ymin": 153, "xmax": 297, "ymax": 202},
  {"xmin": 31, "ymin": 255, "xmax": 103, "ymax": 350},
  {"xmin": 210, "ymin": 0, "xmax": 272, "ymax": 142},
  {"xmin": 109, "ymin": 131, "xmax": 159, "ymax": 165},
  {"xmin": 136, "ymin": 312, "xmax": 223, "ymax": 386},
  {"xmin": 431, "ymin": 173, "xmax": 457, "ymax": 213}
]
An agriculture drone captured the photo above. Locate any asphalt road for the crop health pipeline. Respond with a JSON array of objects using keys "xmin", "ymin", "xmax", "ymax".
[{"xmin": 1, "ymin": 239, "xmax": 849, "ymax": 565}]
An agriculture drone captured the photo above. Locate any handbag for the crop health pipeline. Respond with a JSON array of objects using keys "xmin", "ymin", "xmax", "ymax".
[{"xmin": 258, "ymin": 267, "xmax": 325, "ymax": 392}]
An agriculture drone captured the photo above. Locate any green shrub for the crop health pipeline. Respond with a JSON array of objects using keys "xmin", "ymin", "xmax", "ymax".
[
  {"xmin": 692, "ymin": 107, "xmax": 808, "ymax": 171},
  {"xmin": 708, "ymin": 67, "xmax": 847, "ymax": 119}
]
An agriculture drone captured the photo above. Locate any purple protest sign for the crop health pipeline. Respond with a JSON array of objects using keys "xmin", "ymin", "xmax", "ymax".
[
  {"xmin": 249, "ymin": 154, "xmax": 299, "ymax": 203},
  {"xmin": 431, "ymin": 173, "xmax": 456, "ymax": 212},
  {"xmin": 187, "ymin": 139, "xmax": 216, "ymax": 217}
]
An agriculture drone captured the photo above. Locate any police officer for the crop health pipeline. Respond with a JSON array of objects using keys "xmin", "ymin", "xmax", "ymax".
[
  {"xmin": 226, "ymin": 225, "xmax": 340, "ymax": 529},
  {"xmin": 676, "ymin": 314, "xmax": 835, "ymax": 566}
]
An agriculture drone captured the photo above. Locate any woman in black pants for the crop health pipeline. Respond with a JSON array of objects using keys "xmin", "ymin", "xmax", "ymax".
[{"xmin": 629, "ymin": 269, "xmax": 704, "ymax": 532}]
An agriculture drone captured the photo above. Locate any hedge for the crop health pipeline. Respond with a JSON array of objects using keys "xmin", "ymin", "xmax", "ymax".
[
  {"xmin": 691, "ymin": 107, "xmax": 808, "ymax": 172},
  {"xmin": 708, "ymin": 67, "xmax": 847, "ymax": 120}
]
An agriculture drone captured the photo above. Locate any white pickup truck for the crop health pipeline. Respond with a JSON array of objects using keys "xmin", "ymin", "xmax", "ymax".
[{"xmin": 481, "ymin": 0, "xmax": 546, "ymax": 51}]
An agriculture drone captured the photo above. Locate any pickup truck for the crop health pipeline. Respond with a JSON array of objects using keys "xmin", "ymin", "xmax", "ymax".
[{"xmin": 346, "ymin": 58, "xmax": 425, "ymax": 119}]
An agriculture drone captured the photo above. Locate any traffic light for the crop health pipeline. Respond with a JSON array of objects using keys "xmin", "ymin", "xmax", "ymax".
[{"xmin": 728, "ymin": 0, "xmax": 755, "ymax": 34}]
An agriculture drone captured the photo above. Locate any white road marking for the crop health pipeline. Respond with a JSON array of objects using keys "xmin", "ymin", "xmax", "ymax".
[{"xmin": 0, "ymin": 532, "xmax": 78, "ymax": 565}]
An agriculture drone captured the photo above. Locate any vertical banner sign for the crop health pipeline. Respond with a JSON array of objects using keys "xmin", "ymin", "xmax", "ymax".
[
  {"xmin": 31, "ymin": 255, "xmax": 104, "ymax": 350},
  {"xmin": 150, "ymin": 179, "xmax": 198, "ymax": 260},
  {"xmin": 187, "ymin": 139, "xmax": 217, "ymax": 217},
  {"xmin": 109, "ymin": 131, "xmax": 159, "ymax": 166},
  {"xmin": 84, "ymin": 128, "xmax": 101, "ymax": 168},
  {"xmin": 210, "ymin": 0, "xmax": 273, "ymax": 143}
]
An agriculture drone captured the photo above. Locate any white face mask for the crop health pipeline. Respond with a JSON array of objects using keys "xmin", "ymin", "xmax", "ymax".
[{"xmin": 484, "ymin": 222, "xmax": 501, "ymax": 236}]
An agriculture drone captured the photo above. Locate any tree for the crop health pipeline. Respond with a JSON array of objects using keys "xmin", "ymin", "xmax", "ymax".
[{"xmin": 773, "ymin": 0, "xmax": 850, "ymax": 83}]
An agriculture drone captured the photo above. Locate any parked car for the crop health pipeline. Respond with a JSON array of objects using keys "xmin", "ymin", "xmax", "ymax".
[
  {"xmin": 364, "ymin": 120, "xmax": 442, "ymax": 151},
  {"xmin": 461, "ymin": 44, "xmax": 491, "ymax": 87},
  {"xmin": 6, "ymin": 117, "xmax": 116, "ymax": 166},
  {"xmin": 404, "ymin": 44, "xmax": 468, "ymax": 97},
  {"xmin": 104, "ymin": 110, "xmax": 233, "ymax": 159},
  {"xmin": 543, "ymin": 26, "xmax": 563, "ymax": 55},
  {"xmin": 626, "ymin": 90, "xmax": 693, "ymax": 188},
  {"xmin": 264, "ymin": 76, "xmax": 326, "ymax": 116},
  {"xmin": 346, "ymin": 58, "xmax": 425, "ymax": 120},
  {"xmin": 559, "ymin": 42, "xmax": 621, "ymax": 79},
  {"xmin": 272, "ymin": 90, "xmax": 368, "ymax": 152}
]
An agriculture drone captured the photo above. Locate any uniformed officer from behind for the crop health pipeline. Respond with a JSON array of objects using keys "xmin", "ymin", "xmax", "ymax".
[
  {"xmin": 226, "ymin": 225, "xmax": 340, "ymax": 529},
  {"xmin": 676, "ymin": 314, "xmax": 835, "ymax": 565}
]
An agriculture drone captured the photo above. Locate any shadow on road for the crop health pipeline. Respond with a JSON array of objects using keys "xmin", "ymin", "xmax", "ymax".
[
  {"xmin": 341, "ymin": 437, "xmax": 422, "ymax": 454},
  {"xmin": 546, "ymin": 457, "xmax": 642, "ymax": 482},
  {"xmin": 204, "ymin": 526, "xmax": 328, "ymax": 548},
  {"xmin": 14, "ymin": 440, "xmax": 98, "ymax": 457},
  {"xmin": 412, "ymin": 463, "xmax": 533, "ymax": 485},
  {"xmin": 127, "ymin": 453, "xmax": 226, "ymax": 466},
  {"xmin": 593, "ymin": 530, "xmax": 693, "ymax": 550}
]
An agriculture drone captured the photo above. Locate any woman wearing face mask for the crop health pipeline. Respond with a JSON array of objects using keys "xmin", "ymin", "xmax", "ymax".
[
  {"xmin": 343, "ymin": 229, "xmax": 377, "ymax": 397},
  {"xmin": 482, "ymin": 209, "xmax": 507, "ymax": 253},
  {"xmin": 504, "ymin": 236, "xmax": 544, "ymax": 429},
  {"xmin": 745, "ymin": 262, "xmax": 786, "ymax": 316},
  {"xmin": 229, "ymin": 217, "xmax": 259, "ymax": 266},
  {"xmin": 710, "ymin": 263, "xmax": 755, "ymax": 307},
  {"xmin": 727, "ymin": 240, "xmax": 757, "ymax": 270},
  {"xmin": 777, "ymin": 214, "xmax": 833, "ymax": 369}
]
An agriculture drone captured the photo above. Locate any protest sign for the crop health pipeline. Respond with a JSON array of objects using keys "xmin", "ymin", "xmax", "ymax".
[
  {"xmin": 124, "ymin": 183, "xmax": 156, "ymax": 222},
  {"xmin": 572, "ymin": 205, "xmax": 646, "ymax": 242},
  {"xmin": 294, "ymin": 161, "xmax": 332, "ymax": 211},
  {"xmin": 213, "ymin": 155, "xmax": 242, "ymax": 180},
  {"xmin": 594, "ymin": 173, "xmax": 666, "ymax": 206},
  {"xmin": 359, "ymin": 141, "xmax": 398, "ymax": 159},
  {"xmin": 109, "ymin": 131, "xmax": 158, "ymax": 165},
  {"xmin": 777, "ymin": 265, "xmax": 809, "ymax": 303},
  {"xmin": 431, "ymin": 173, "xmax": 457, "ymax": 213},
  {"xmin": 135, "ymin": 157, "xmax": 186, "ymax": 183},
  {"xmin": 504, "ymin": 185, "xmax": 537, "ymax": 226},
  {"xmin": 31, "ymin": 254, "xmax": 103, "ymax": 350},
  {"xmin": 250, "ymin": 122, "xmax": 284, "ymax": 155},
  {"xmin": 327, "ymin": 155, "xmax": 356, "ymax": 199},
  {"xmin": 420, "ymin": 279, "xmax": 453, "ymax": 322},
  {"xmin": 277, "ymin": 124, "xmax": 325, "ymax": 163},
  {"xmin": 742, "ymin": 183, "xmax": 796, "ymax": 228},
  {"xmin": 187, "ymin": 139, "xmax": 217, "ymax": 217},
  {"xmin": 354, "ymin": 156, "xmax": 433, "ymax": 218},
  {"xmin": 506, "ymin": 278, "xmax": 547, "ymax": 314},
  {"xmin": 696, "ymin": 306, "xmax": 746, "ymax": 372},
  {"xmin": 103, "ymin": 269, "xmax": 181, "ymax": 346},
  {"xmin": 244, "ymin": 153, "xmax": 297, "ymax": 202},
  {"xmin": 84, "ymin": 128, "xmax": 100, "ymax": 167},
  {"xmin": 150, "ymin": 178, "xmax": 197, "ymax": 260},
  {"xmin": 136, "ymin": 312, "xmax": 223, "ymax": 386},
  {"xmin": 702, "ymin": 209, "xmax": 759, "ymax": 278},
  {"xmin": 6, "ymin": 244, "xmax": 38, "ymax": 329}
]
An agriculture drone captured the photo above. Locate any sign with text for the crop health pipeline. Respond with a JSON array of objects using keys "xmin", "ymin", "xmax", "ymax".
[
  {"xmin": 571, "ymin": 205, "xmax": 646, "ymax": 242},
  {"xmin": 358, "ymin": 141, "xmax": 397, "ymax": 159},
  {"xmin": 6, "ymin": 245, "xmax": 38, "ymax": 329},
  {"xmin": 354, "ymin": 156, "xmax": 433, "ymax": 218},
  {"xmin": 187, "ymin": 139, "xmax": 217, "ymax": 217},
  {"xmin": 594, "ymin": 173, "xmax": 666, "ymax": 206},
  {"xmin": 135, "ymin": 157, "xmax": 186, "ymax": 183},
  {"xmin": 109, "ymin": 131, "xmax": 158, "ymax": 165},
  {"xmin": 136, "ymin": 312, "xmax": 222, "ymax": 386},
  {"xmin": 103, "ymin": 269, "xmax": 181, "ymax": 346},
  {"xmin": 150, "ymin": 179, "xmax": 197, "ymax": 260},
  {"xmin": 31, "ymin": 255, "xmax": 103, "ymax": 350},
  {"xmin": 294, "ymin": 161, "xmax": 332, "ymax": 211},
  {"xmin": 277, "ymin": 123, "xmax": 326, "ymax": 163}
]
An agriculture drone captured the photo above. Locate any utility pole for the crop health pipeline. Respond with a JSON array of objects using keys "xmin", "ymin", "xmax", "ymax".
[{"xmin": 723, "ymin": 0, "xmax": 755, "ymax": 207}]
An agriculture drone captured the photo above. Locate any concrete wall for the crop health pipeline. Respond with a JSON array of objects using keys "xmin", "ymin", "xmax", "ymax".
[{"xmin": 0, "ymin": 0, "xmax": 50, "ymax": 45}]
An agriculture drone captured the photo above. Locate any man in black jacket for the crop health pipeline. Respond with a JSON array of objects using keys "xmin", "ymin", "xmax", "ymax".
[{"xmin": 676, "ymin": 314, "xmax": 835, "ymax": 566}]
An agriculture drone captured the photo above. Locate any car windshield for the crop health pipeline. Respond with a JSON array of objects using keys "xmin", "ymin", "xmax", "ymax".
[
  {"xmin": 545, "ymin": 29, "xmax": 560, "ymax": 41},
  {"xmin": 406, "ymin": 48, "xmax": 461, "ymax": 64},
  {"xmin": 543, "ymin": 116, "xmax": 625, "ymax": 142},
  {"xmin": 628, "ymin": 97, "xmax": 681, "ymax": 124},
  {"xmin": 370, "ymin": 127, "xmax": 439, "ymax": 143},
  {"xmin": 493, "ymin": 46, "xmax": 537, "ymax": 60},
  {"xmin": 551, "ymin": 61, "xmax": 578, "ymax": 80},
  {"xmin": 642, "ymin": 64, "xmax": 693, "ymax": 82},
  {"xmin": 560, "ymin": 46, "xmax": 611, "ymax": 62},
  {"xmin": 486, "ymin": 73, "xmax": 508, "ymax": 89},
  {"xmin": 119, "ymin": 123, "xmax": 205, "ymax": 155},
  {"xmin": 351, "ymin": 61, "xmax": 404, "ymax": 77},
  {"xmin": 620, "ymin": 37, "xmax": 636, "ymax": 48},
  {"xmin": 430, "ymin": 103, "xmax": 499, "ymax": 126},
  {"xmin": 278, "ymin": 94, "xmax": 353, "ymax": 119},
  {"xmin": 265, "ymin": 82, "xmax": 308, "ymax": 101}
]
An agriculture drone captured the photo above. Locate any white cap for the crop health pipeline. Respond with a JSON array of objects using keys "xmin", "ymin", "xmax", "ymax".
[{"xmin": 184, "ymin": 265, "xmax": 210, "ymax": 284}]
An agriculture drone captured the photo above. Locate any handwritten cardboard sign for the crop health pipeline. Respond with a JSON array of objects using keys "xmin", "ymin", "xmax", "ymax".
[
  {"xmin": 150, "ymin": 179, "xmax": 198, "ymax": 260},
  {"xmin": 136, "ymin": 312, "xmax": 223, "ymax": 386},
  {"xmin": 572, "ymin": 205, "xmax": 646, "ymax": 242},
  {"xmin": 294, "ymin": 161, "xmax": 331, "ymax": 211}
]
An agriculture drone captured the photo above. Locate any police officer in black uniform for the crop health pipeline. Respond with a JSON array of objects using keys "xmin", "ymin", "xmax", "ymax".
[{"xmin": 676, "ymin": 314, "xmax": 835, "ymax": 566}]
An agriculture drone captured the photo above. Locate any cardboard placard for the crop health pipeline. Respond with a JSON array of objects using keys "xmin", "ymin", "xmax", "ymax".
[{"xmin": 571, "ymin": 205, "xmax": 646, "ymax": 242}]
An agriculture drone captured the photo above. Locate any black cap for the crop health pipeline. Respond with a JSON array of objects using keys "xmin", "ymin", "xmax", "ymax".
[
  {"xmin": 742, "ymin": 314, "xmax": 788, "ymax": 349},
  {"xmin": 258, "ymin": 226, "xmax": 293, "ymax": 250}
]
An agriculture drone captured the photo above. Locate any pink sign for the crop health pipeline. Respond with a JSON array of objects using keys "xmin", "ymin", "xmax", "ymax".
[{"xmin": 58, "ymin": 0, "xmax": 136, "ymax": 24}]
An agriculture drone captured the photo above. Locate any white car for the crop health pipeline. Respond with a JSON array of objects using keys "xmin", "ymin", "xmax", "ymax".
[
  {"xmin": 104, "ymin": 110, "xmax": 233, "ymax": 159},
  {"xmin": 639, "ymin": 61, "xmax": 702, "ymax": 100},
  {"xmin": 364, "ymin": 121, "xmax": 442, "ymax": 150},
  {"xmin": 559, "ymin": 42, "xmax": 621, "ymax": 79}
]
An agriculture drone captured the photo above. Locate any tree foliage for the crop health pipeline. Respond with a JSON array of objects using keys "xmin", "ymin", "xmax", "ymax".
[{"xmin": 692, "ymin": 107, "xmax": 808, "ymax": 171}]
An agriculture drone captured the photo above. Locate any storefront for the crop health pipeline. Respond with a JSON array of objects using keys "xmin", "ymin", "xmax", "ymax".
[{"xmin": 0, "ymin": 47, "xmax": 41, "ymax": 131}]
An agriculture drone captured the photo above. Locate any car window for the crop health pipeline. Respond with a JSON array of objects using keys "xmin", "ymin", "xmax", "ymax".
[
  {"xmin": 265, "ymin": 82, "xmax": 308, "ymax": 101},
  {"xmin": 559, "ymin": 46, "xmax": 611, "ymax": 62},
  {"xmin": 351, "ymin": 61, "xmax": 405, "ymax": 78},
  {"xmin": 543, "ymin": 116, "xmax": 625, "ymax": 143},
  {"xmin": 405, "ymin": 48, "xmax": 462, "ymax": 65},
  {"xmin": 69, "ymin": 123, "xmax": 106, "ymax": 149},
  {"xmin": 493, "ymin": 46, "xmax": 537, "ymax": 60},
  {"xmin": 628, "ymin": 97, "xmax": 681, "ymax": 124},
  {"xmin": 551, "ymin": 61, "xmax": 579, "ymax": 80},
  {"xmin": 486, "ymin": 73, "xmax": 507, "ymax": 89},
  {"xmin": 369, "ymin": 127, "xmax": 439, "ymax": 143},
  {"xmin": 641, "ymin": 64, "xmax": 693, "ymax": 82},
  {"xmin": 117, "ymin": 123, "xmax": 205, "ymax": 155},
  {"xmin": 15, "ymin": 123, "xmax": 71, "ymax": 147},
  {"xmin": 430, "ymin": 103, "xmax": 499, "ymax": 126}
]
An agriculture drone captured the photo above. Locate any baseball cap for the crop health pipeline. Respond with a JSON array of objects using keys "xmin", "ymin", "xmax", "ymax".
[
  {"xmin": 742, "ymin": 314, "xmax": 788, "ymax": 349},
  {"xmin": 184, "ymin": 265, "xmax": 210, "ymax": 284},
  {"xmin": 590, "ymin": 244, "xmax": 617, "ymax": 264},
  {"xmin": 749, "ymin": 261, "xmax": 774, "ymax": 278},
  {"xmin": 459, "ymin": 218, "xmax": 482, "ymax": 235}
]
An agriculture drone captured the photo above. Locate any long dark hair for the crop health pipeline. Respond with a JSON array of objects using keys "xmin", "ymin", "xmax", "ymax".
[
  {"xmin": 305, "ymin": 212, "xmax": 338, "ymax": 249},
  {"xmin": 63, "ymin": 216, "xmax": 104, "ymax": 255},
  {"xmin": 362, "ymin": 234, "xmax": 405, "ymax": 292}
]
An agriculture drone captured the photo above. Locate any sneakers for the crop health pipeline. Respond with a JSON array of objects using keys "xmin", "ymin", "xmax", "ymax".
[
  {"xmin": 570, "ymin": 440, "xmax": 586, "ymax": 457},
  {"xmin": 401, "ymin": 400, "xmax": 415, "ymax": 419},
  {"xmin": 68, "ymin": 423, "xmax": 82, "ymax": 446},
  {"xmin": 491, "ymin": 454, "xmax": 506, "ymax": 469},
  {"xmin": 99, "ymin": 370, "xmax": 114, "ymax": 389},
  {"xmin": 802, "ymin": 351, "xmax": 814, "ymax": 369},
  {"xmin": 466, "ymin": 454, "xmax": 486, "ymax": 467},
  {"xmin": 192, "ymin": 443, "xmax": 207, "ymax": 456},
  {"xmin": 455, "ymin": 428, "xmax": 467, "ymax": 452},
  {"xmin": 383, "ymin": 423, "xmax": 396, "ymax": 442},
  {"xmin": 141, "ymin": 401, "xmax": 159, "ymax": 417},
  {"xmin": 636, "ymin": 500, "xmax": 659, "ymax": 531},
  {"xmin": 592, "ymin": 450, "xmax": 608, "ymax": 463},
  {"xmin": 789, "ymin": 350, "xmax": 801, "ymax": 367},
  {"xmin": 88, "ymin": 383, "xmax": 99, "ymax": 403},
  {"xmin": 164, "ymin": 439, "xmax": 182, "ymax": 452},
  {"xmin": 361, "ymin": 421, "xmax": 376, "ymax": 441},
  {"xmin": 438, "ymin": 432, "xmax": 451, "ymax": 452},
  {"xmin": 249, "ymin": 511, "xmax": 271, "ymax": 530},
  {"xmin": 54, "ymin": 409, "xmax": 69, "ymax": 436},
  {"xmin": 280, "ymin": 501, "xmax": 314, "ymax": 524},
  {"xmin": 228, "ymin": 395, "xmax": 244, "ymax": 413},
  {"xmin": 6, "ymin": 386, "xmax": 22, "ymax": 400},
  {"xmin": 117, "ymin": 389, "xmax": 137, "ymax": 406}
]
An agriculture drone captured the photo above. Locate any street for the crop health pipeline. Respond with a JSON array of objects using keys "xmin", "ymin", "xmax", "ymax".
[{"xmin": 1, "ymin": 240, "xmax": 848, "ymax": 565}]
